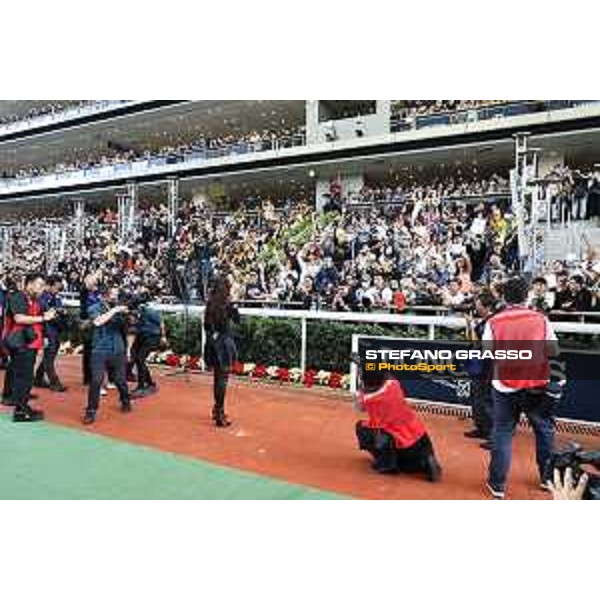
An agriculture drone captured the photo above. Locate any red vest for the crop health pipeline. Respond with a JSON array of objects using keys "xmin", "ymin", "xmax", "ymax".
[
  {"xmin": 488, "ymin": 306, "xmax": 550, "ymax": 389},
  {"xmin": 360, "ymin": 379, "xmax": 426, "ymax": 449},
  {"xmin": 2, "ymin": 292, "xmax": 44, "ymax": 351}
]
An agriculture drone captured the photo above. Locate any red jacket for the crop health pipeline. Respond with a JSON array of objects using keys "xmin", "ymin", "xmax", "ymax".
[{"xmin": 359, "ymin": 379, "xmax": 426, "ymax": 449}]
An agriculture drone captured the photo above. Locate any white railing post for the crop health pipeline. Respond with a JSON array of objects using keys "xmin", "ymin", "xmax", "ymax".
[
  {"xmin": 428, "ymin": 323, "xmax": 436, "ymax": 340},
  {"xmin": 199, "ymin": 313, "xmax": 205, "ymax": 370},
  {"xmin": 300, "ymin": 317, "xmax": 307, "ymax": 374}
]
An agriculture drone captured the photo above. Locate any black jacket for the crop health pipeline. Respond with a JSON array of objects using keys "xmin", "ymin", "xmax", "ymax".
[{"xmin": 203, "ymin": 303, "xmax": 240, "ymax": 370}]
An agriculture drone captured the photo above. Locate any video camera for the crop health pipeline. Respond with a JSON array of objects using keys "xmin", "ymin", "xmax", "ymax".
[
  {"xmin": 543, "ymin": 443, "xmax": 600, "ymax": 500},
  {"xmin": 118, "ymin": 291, "xmax": 150, "ymax": 315}
]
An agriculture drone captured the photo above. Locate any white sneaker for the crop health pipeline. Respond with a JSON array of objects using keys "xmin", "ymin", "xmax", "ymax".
[
  {"xmin": 100, "ymin": 387, "xmax": 108, "ymax": 396},
  {"xmin": 106, "ymin": 383, "xmax": 116, "ymax": 390},
  {"xmin": 486, "ymin": 482, "xmax": 506, "ymax": 500}
]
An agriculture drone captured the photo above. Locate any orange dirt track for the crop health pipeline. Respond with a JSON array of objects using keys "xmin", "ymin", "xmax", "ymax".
[{"xmin": 4, "ymin": 356, "xmax": 597, "ymax": 500}]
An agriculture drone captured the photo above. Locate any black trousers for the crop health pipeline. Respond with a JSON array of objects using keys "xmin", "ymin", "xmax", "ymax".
[
  {"xmin": 9, "ymin": 349, "xmax": 37, "ymax": 412},
  {"xmin": 133, "ymin": 335, "xmax": 160, "ymax": 388},
  {"xmin": 35, "ymin": 337, "xmax": 62, "ymax": 386},
  {"xmin": 213, "ymin": 365, "xmax": 229, "ymax": 414},
  {"xmin": 470, "ymin": 380, "xmax": 493, "ymax": 438},
  {"xmin": 86, "ymin": 351, "xmax": 129, "ymax": 414},
  {"xmin": 356, "ymin": 422, "xmax": 436, "ymax": 475},
  {"xmin": 2, "ymin": 356, "xmax": 14, "ymax": 399},
  {"xmin": 82, "ymin": 340, "xmax": 92, "ymax": 385}
]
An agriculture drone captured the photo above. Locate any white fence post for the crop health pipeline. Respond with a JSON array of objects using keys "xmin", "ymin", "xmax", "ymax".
[{"xmin": 300, "ymin": 317, "xmax": 307, "ymax": 374}]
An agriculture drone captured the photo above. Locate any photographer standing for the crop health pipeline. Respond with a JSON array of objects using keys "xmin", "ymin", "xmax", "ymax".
[
  {"xmin": 82, "ymin": 285, "xmax": 132, "ymax": 425},
  {"xmin": 79, "ymin": 272, "xmax": 101, "ymax": 386},
  {"xmin": 483, "ymin": 277, "xmax": 559, "ymax": 499},
  {"xmin": 1, "ymin": 273, "xmax": 55, "ymax": 422},
  {"xmin": 131, "ymin": 300, "xmax": 166, "ymax": 398},
  {"xmin": 464, "ymin": 290, "xmax": 501, "ymax": 447},
  {"xmin": 34, "ymin": 275, "xmax": 67, "ymax": 393}
]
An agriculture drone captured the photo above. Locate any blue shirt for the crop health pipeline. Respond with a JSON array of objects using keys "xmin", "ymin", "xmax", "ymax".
[
  {"xmin": 89, "ymin": 303, "xmax": 126, "ymax": 355},
  {"xmin": 138, "ymin": 306, "xmax": 162, "ymax": 337},
  {"xmin": 41, "ymin": 291, "xmax": 64, "ymax": 339}
]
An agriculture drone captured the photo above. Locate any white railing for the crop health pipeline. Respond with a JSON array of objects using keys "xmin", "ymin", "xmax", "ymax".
[
  {"xmin": 0, "ymin": 132, "xmax": 307, "ymax": 196},
  {"xmin": 0, "ymin": 101, "xmax": 135, "ymax": 137},
  {"xmin": 63, "ymin": 300, "xmax": 600, "ymax": 374}
]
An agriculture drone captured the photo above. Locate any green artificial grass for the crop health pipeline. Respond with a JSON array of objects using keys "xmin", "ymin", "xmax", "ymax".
[{"xmin": 0, "ymin": 414, "xmax": 345, "ymax": 500}]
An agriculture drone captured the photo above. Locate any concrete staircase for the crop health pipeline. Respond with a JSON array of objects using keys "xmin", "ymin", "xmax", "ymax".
[{"xmin": 543, "ymin": 222, "xmax": 600, "ymax": 262}]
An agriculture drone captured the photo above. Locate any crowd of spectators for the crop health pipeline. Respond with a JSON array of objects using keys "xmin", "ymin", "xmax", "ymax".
[
  {"xmin": 2, "ymin": 168, "xmax": 600, "ymax": 317},
  {"xmin": 540, "ymin": 164, "xmax": 600, "ymax": 223},
  {"xmin": 0, "ymin": 125, "xmax": 305, "ymax": 182},
  {"xmin": 391, "ymin": 100, "xmax": 512, "ymax": 118},
  {"xmin": 0, "ymin": 100, "xmax": 101, "ymax": 127}
]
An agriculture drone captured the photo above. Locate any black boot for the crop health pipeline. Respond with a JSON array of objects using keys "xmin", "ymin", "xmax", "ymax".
[
  {"xmin": 13, "ymin": 405, "xmax": 45, "ymax": 423},
  {"xmin": 82, "ymin": 410, "xmax": 96, "ymax": 425},
  {"xmin": 424, "ymin": 453, "xmax": 442, "ymax": 483},
  {"xmin": 212, "ymin": 406, "xmax": 231, "ymax": 428}
]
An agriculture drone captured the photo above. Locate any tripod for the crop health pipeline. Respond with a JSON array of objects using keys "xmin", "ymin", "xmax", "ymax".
[{"xmin": 165, "ymin": 259, "xmax": 194, "ymax": 382}]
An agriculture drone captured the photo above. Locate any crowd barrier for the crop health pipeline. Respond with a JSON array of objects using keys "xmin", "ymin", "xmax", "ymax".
[{"xmin": 63, "ymin": 297, "xmax": 600, "ymax": 372}]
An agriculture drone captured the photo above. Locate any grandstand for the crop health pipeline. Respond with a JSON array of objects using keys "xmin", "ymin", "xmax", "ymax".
[{"xmin": 2, "ymin": 99, "xmax": 600, "ymax": 500}]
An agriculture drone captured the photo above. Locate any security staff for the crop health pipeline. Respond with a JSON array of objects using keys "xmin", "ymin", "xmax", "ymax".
[
  {"xmin": 82, "ymin": 285, "xmax": 132, "ymax": 425},
  {"xmin": 482, "ymin": 277, "xmax": 559, "ymax": 499},
  {"xmin": 131, "ymin": 301, "xmax": 166, "ymax": 398},
  {"xmin": 1, "ymin": 273, "xmax": 56, "ymax": 422},
  {"xmin": 34, "ymin": 275, "xmax": 67, "ymax": 392}
]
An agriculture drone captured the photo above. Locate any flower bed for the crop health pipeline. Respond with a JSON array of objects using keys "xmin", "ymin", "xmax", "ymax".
[{"xmin": 148, "ymin": 352, "xmax": 351, "ymax": 390}]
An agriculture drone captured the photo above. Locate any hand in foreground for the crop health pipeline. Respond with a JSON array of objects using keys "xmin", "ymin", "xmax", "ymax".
[
  {"xmin": 43, "ymin": 309, "xmax": 57, "ymax": 321},
  {"xmin": 548, "ymin": 467, "xmax": 588, "ymax": 501}
]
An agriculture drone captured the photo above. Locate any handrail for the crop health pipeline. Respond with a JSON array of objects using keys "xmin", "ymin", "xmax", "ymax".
[
  {"xmin": 0, "ymin": 132, "xmax": 307, "ymax": 193},
  {"xmin": 390, "ymin": 100, "xmax": 599, "ymax": 132},
  {"xmin": 0, "ymin": 101, "xmax": 134, "ymax": 136},
  {"xmin": 62, "ymin": 298, "xmax": 600, "ymax": 375}
]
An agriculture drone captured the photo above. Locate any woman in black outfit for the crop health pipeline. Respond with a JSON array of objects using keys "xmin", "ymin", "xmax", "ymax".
[{"xmin": 203, "ymin": 276, "xmax": 240, "ymax": 427}]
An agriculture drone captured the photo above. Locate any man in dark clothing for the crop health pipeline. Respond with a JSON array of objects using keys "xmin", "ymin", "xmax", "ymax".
[
  {"xmin": 83, "ymin": 286, "xmax": 131, "ymax": 425},
  {"xmin": 131, "ymin": 303, "xmax": 166, "ymax": 398},
  {"xmin": 79, "ymin": 273, "xmax": 102, "ymax": 386},
  {"xmin": 34, "ymin": 275, "xmax": 67, "ymax": 392},
  {"xmin": 567, "ymin": 276, "xmax": 592, "ymax": 312},
  {"xmin": 464, "ymin": 291, "xmax": 502, "ymax": 447},
  {"xmin": 314, "ymin": 257, "xmax": 339, "ymax": 294},
  {"xmin": 2, "ymin": 273, "xmax": 56, "ymax": 422}
]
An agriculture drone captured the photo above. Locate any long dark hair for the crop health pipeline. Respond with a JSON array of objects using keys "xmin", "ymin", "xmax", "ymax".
[{"xmin": 205, "ymin": 276, "xmax": 232, "ymax": 327}]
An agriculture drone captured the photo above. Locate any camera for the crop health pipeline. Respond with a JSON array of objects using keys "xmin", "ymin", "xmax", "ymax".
[{"xmin": 543, "ymin": 443, "xmax": 600, "ymax": 500}]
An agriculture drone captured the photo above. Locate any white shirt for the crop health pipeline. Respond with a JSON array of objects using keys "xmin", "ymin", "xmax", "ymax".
[{"xmin": 482, "ymin": 310, "xmax": 557, "ymax": 393}]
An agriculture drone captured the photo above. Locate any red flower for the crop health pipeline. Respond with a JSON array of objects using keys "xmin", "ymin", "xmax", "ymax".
[
  {"xmin": 302, "ymin": 369, "xmax": 317, "ymax": 387},
  {"xmin": 187, "ymin": 356, "xmax": 201, "ymax": 371},
  {"xmin": 231, "ymin": 361, "xmax": 244, "ymax": 376},
  {"xmin": 166, "ymin": 354, "xmax": 181, "ymax": 368},
  {"xmin": 252, "ymin": 364, "xmax": 267, "ymax": 379},
  {"xmin": 278, "ymin": 367, "xmax": 290, "ymax": 383},
  {"xmin": 328, "ymin": 372, "xmax": 343, "ymax": 389}
]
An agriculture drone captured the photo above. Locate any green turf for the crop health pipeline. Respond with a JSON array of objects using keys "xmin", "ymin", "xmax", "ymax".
[{"xmin": 0, "ymin": 414, "xmax": 346, "ymax": 500}]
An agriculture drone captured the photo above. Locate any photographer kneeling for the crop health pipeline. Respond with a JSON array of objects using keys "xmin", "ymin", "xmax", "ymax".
[
  {"xmin": 82, "ymin": 285, "xmax": 132, "ymax": 425},
  {"xmin": 131, "ymin": 299, "xmax": 166, "ymax": 398},
  {"xmin": 354, "ymin": 368, "xmax": 442, "ymax": 482}
]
